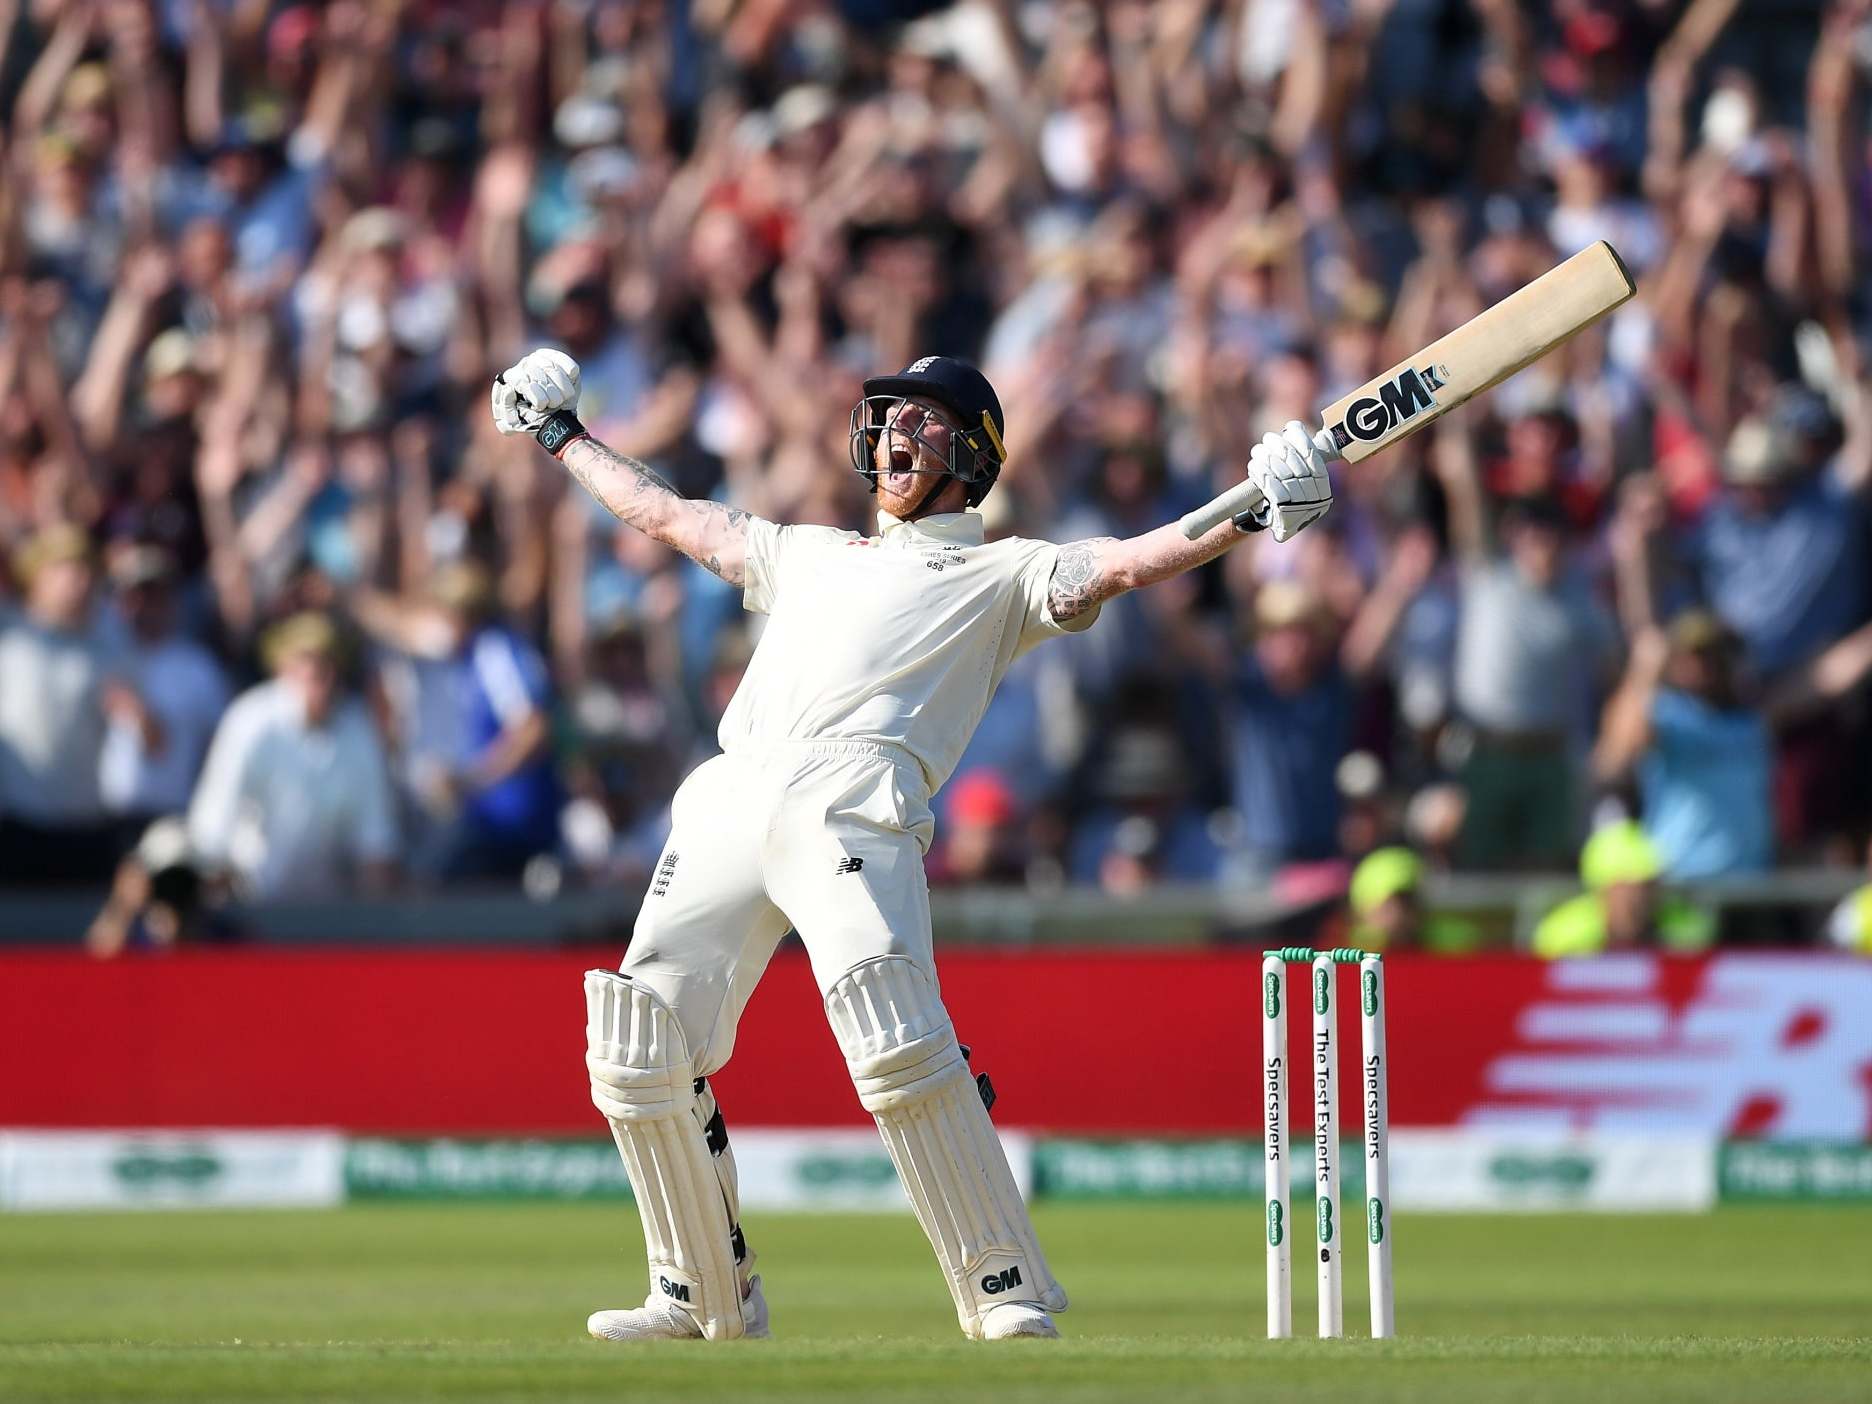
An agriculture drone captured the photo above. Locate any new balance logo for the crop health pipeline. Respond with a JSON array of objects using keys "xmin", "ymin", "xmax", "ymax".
[
  {"xmin": 658, "ymin": 1276, "xmax": 691, "ymax": 1303},
  {"xmin": 835, "ymin": 856, "xmax": 864, "ymax": 875},
  {"xmin": 980, "ymin": 1266, "xmax": 1023, "ymax": 1295}
]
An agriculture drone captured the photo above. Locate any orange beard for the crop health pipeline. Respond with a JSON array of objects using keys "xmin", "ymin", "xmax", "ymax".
[{"xmin": 872, "ymin": 435, "xmax": 952, "ymax": 519}]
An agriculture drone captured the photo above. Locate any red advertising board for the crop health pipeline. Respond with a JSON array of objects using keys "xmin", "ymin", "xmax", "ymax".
[{"xmin": 1, "ymin": 949, "xmax": 1867, "ymax": 1137}]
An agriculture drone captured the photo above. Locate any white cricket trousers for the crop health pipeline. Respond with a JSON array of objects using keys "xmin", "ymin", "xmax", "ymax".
[{"xmin": 620, "ymin": 739, "xmax": 938, "ymax": 1071}]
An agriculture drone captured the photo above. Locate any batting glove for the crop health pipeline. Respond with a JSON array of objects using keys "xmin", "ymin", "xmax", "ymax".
[
  {"xmin": 1243, "ymin": 421, "xmax": 1334, "ymax": 543},
  {"xmin": 491, "ymin": 349, "xmax": 582, "ymax": 435}
]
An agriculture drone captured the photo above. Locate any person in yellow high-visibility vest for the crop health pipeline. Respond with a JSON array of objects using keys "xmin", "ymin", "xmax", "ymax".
[
  {"xmin": 1532, "ymin": 821, "xmax": 1715, "ymax": 958},
  {"xmin": 1347, "ymin": 846, "xmax": 1482, "ymax": 953},
  {"xmin": 1826, "ymin": 845, "xmax": 1872, "ymax": 954},
  {"xmin": 1827, "ymin": 887, "xmax": 1872, "ymax": 954}
]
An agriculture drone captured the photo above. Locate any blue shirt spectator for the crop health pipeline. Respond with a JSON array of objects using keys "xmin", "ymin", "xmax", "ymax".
[
  {"xmin": 1228, "ymin": 584, "xmax": 1351, "ymax": 868},
  {"xmin": 450, "ymin": 623, "xmax": 560, "ymax": 849},
  {"xmin": 1594, "ymin": 611, "xmax": 1774, "ymax": 880},
  {"xmin": 162, "ymin": 125, "xmax": 326, "ymax": 285},
  {"xmin": 1698, "ymin": 453, "xmax": 1870, "ymax": 677},
  {"xmin": 358, "ymin": 564, "xmax": 562, "ymax": 880},
  {"xmin": 1639, "ymin": 687, "xmax": 1773, "ymax": 878}
]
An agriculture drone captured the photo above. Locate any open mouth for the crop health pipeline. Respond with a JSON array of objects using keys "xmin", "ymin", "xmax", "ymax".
[{"xmin": 886, "ymin": 445, "xmax": 916, "ymax": 480}]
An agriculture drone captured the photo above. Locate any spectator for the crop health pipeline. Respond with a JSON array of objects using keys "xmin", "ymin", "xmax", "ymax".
[
  {"xmin": 1225, "ymin": 534, "xmax": 1432, "ymax": 877},
  {"xmin": 355, "ymin": 562, "xmax": 559, "ymax": 881},
  {"xmin": 0, "ymin": 0, "xmax": 1867, "ymax": 916},
  {"xmin": 1616, "ymin": 447, "xmax": 1872, "ymax": 863},
  {"xmin": 560, "ymin": 611, "xmax": 689, "ymax": 885},
  {"xmin": 929, "ymin": 769, "xmax": 1028, "ymax": 887},
  {"xmin": 1070, "ymin": 704, "xmax": 1220, "ymax": 893},
  {"xmin": 0, "ymin": 525, "xmax": 145, "ymax": 886},
  {"xmin": 1826, "ymin": 841, "xmax": 1872, "ymax": 955},
  {"xmin": 188, "ymin": 612, "xmax": 398, "ymax": 899},
  {"xmin": 1346, "ymin": 846, "xmax": 1480, "ymax": 954},
  {"xmin": 1532, "ymin": 821, "xmax": 1715, "ymax": 958},
  {"xmin": 1761, "ymin": 612, "xmax": 1872, "ymax": 862},
  {"xmin": 1440, "ymin": 422, "xmax": 1619, "ymax": 869},
  {"xmin": 1696, "ymin": 402, "xmax": 1869, "ymax": 681},
  {"xmin": 1225, "ymin": 581, "xmax": 1350, "ymax": 876},
  {"xmin": 1829, "ymin": 894, "xmax": 1872, "ymax": 954},
  {"xmin": 192, "ymin": 118, "xmax": 324, "ymax": 286},
  {"xmin": 1593, "ymin": 610, "xmax": 1772, "ymax": 879},
  {"xmin": 85, "ymin": 817, "xmax": 241, "ymax": 957},
  {"xmin": 98, "ymin": 545, "xmax": 230, "ymax": 827}
]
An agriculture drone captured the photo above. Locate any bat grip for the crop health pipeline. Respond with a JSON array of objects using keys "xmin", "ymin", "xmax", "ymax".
[
  {"xmin": 1177, "ymin": 480, "xmax": 1265, "ymax": 540},
  {"xmin": 1177, "ymin": 428, "xmax": 1340, "ymax": 540}
]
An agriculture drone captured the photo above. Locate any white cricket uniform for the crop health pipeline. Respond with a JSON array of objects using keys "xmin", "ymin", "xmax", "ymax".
[{"xmin": 620, "ymin": 508, "xmax": 1098, "ymax": 1071}]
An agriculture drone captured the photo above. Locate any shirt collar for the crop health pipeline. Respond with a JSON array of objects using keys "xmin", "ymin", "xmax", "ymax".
[{"xmin": 875, "ymin": 510, "xmax": 986, "ymax": 546}]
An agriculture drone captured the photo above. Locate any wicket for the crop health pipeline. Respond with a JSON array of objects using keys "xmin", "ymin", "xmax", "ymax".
[{"xmin": 1261, "ymin": 947, "xmax": 1393, "ymax": 1339}]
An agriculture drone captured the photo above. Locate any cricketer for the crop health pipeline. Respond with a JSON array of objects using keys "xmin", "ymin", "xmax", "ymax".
[{"xmin": 490, "ymin": 347, "xmax": 1332, "ymax": 1341}]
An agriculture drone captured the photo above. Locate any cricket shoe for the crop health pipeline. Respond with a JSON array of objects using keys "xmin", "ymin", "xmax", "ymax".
[
  {"xmin": 586, "ymin": 1274, "xmax": 770, "ymax": 1342},
  {"xmin": 977, "ymin": 1301, "xmax": 1059, "ymax": 1340}
]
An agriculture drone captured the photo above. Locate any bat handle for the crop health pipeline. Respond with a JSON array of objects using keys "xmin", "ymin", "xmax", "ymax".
[{"xmin": 1176, "ymin": 427, "xmax": 1342, "ymax": 540}]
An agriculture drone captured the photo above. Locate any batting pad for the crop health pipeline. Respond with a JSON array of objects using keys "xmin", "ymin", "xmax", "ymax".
[
  {"xmin": 826, "ymin": 956, "xmax": 1067, "ymax": 1336},
  {"xmin": 584, "ymin": 969, "xmax": 746, "ymax": 1340}
]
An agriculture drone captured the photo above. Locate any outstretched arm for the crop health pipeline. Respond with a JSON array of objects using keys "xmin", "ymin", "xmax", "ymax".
[
  {"xmin": 1046, "ymin": 518, "xmax": 1247, "ymax": 622},
  {"xmin": 492, "ymin": 349, "xmax": 756, "ymax": 585},
  {"xmin": 1048, "ymin": 420, "xmax": 1334, "ymax": 620}
]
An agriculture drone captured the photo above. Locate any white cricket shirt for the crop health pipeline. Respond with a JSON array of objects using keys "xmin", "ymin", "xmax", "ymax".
[{"xmin": 719, "ymin": 510, "xmax": 1099, "ymax": 793}]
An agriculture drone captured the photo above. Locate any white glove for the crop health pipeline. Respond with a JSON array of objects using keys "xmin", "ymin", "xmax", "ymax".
[
  {"xmin": 1243, "ymin": 420, "xmax": 1333, "ymax": 543},
  {"xmin": 491, "ymin": 348, "xmax": 581, "ymax": 435}
]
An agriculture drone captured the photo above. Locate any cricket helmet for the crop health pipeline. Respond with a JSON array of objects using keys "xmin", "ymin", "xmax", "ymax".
[{"xmin": 848, "ymin": 356, "xmax": 1008, "ymax": 508}]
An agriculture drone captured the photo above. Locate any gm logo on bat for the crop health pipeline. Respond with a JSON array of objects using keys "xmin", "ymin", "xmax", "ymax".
[{"xmin": 1329, "ymin": 363, "xmax": 1449, "ymax": 448}]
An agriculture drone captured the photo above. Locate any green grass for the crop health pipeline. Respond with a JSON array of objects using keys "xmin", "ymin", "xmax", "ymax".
[{"xmin": 2, "ymin": 1203, "xmax": 1869, "ymax": 1402}]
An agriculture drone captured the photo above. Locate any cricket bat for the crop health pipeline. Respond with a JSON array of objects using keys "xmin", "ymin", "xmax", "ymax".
[{"xmin": 1179, "ymin": 240, "xmax": 1636, "ymax": 539}]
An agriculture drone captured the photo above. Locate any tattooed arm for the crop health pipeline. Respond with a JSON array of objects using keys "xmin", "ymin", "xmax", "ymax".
[
  {"xmin": 1046, "ymin": 517, "xmax": 1251, "ymax": 621},
  {"xmin": 558, "ymin": 436, "xmax": 755, "ymax": 586},
  {"xmin": 492, "ymin": 348, "xmax": 758, "ymax": 586}
]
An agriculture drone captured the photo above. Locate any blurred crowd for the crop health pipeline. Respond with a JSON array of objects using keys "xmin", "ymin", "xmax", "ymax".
[{"xmin": 4, "ymin": 0, "xmax": 1872, "ymax": 947}]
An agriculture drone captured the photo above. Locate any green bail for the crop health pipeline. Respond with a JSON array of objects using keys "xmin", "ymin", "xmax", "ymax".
[{"xmin": 1261, "ymin": 945, "xmax": 1375, "ymax": 963}]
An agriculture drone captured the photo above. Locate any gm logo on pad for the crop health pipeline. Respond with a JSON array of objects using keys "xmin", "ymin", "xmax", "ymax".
[{"xmin": 980, "ymin": 1265, "xmax": 1023, "ymax": 1295}]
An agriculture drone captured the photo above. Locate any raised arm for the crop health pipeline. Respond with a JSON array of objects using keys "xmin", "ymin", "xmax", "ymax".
[
  {"xmin": 1592, "ymin": 627, "xmax": 1668, "ymax": 782},
  {"xmin": 1048, "ymin": 420, "xmax": 1335, "ymax": 621},
  {"xmin": 491, "ymin": 349, "xmax": 756, "ymax": 586},
  {"xmin": 558, "ymin": 437, "xmax": 754, "ymax": 586}
]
